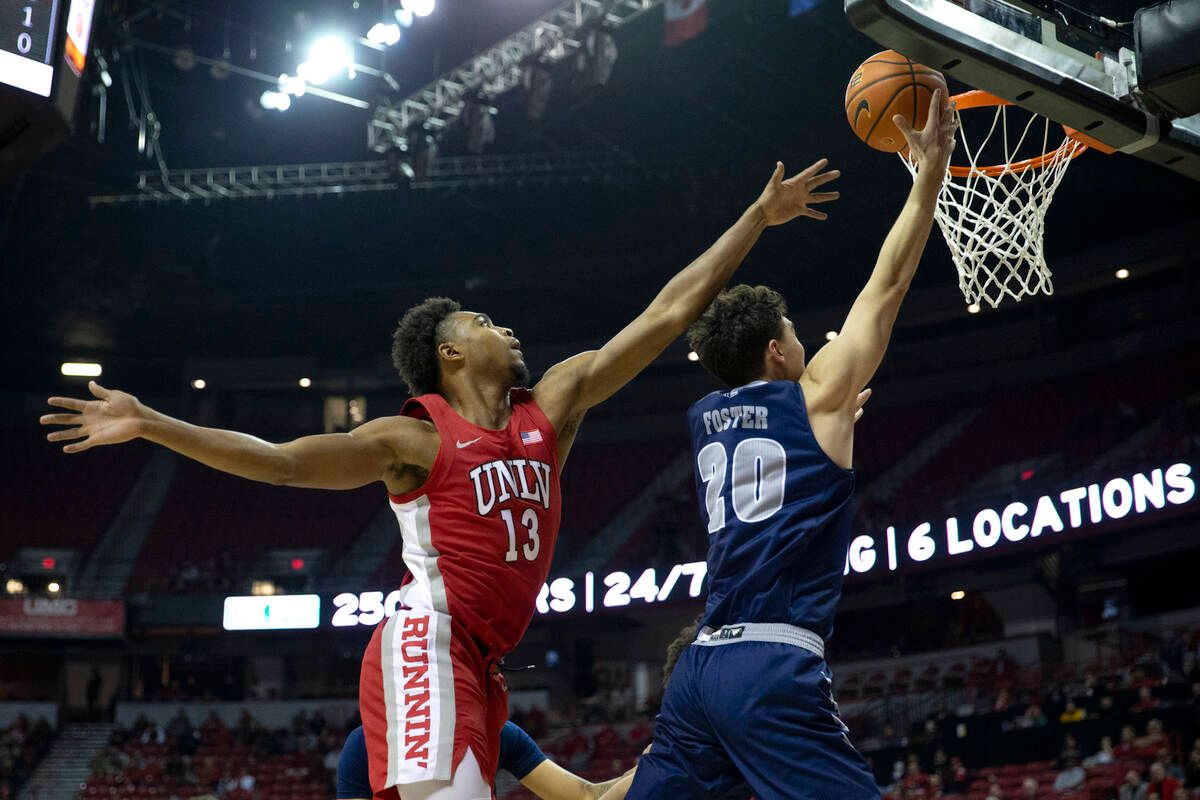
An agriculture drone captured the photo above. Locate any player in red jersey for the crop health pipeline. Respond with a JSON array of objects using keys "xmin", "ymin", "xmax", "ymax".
[{"xmin": 40, "ymin": 159, "xmax": 838, "ymax": 800}]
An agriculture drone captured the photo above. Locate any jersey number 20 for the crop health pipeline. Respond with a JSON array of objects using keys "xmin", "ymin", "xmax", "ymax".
[{"xmin": 697, "ymin": 438, "xmax": 787, "ymax": 533}]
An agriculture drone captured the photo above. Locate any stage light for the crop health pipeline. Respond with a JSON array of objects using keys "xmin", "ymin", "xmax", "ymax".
[
  {"xmin": 5, "ymin": 579, "xmax": 24, "ymax": 595},
  {"xmin": 191, "ymin": 378, "xmax": 206, "ymax": 390},
  {"xmin": 950, "ymin": 589, "xmax": 965, "ymax": 600},
  {"xmin": 394, "ymin": 8, "xmax": 414, "ymax": 27},
  {"xmin": 403, "ymin": 0, "xmax": 435, "ymax": 18},
  {"xmin": 290, "ymin": 558, "xmax": 305, "ymax": 571},
  {"xmin": 1115, "ymin": 268, "xmax": 1130, "ymax": 280},
  {"xmin": 260, "ymin": 90, "xmax": 291, "ymax": 111},
  {"xmin": 61, "ymin": 362, "xmax": 102, "ymax": 377},
  {"xmin": 298, "ymin": 377, "xmax": 312, "ymax": 388},
  {"xmin": 278, "ymin": 73, "xmax": 307, "ymax": 97},
  {"xmin": 297, "ymin": 35, "xmax": 353, "ymax": 85},
  {"xmin": 251, "ymin": 580, "xmax": 277, "ymax": 597},
  {"xmin": 967, "ymin": 302, "xmax": 981, "ymax": 314},
  {"xmin": 687, "ymin": 351, "xmax": 700, "ymax": 362},
  {"xmin": 47, "ymin": 581, "xmax": 61, "ymax": 594},
  {"xmin": 825, "ymin": 330, "xmax": 838, "ymax": 341},
  {"xmin": 367, "ymin": 22, "xmax": 401, "ymax": 46},
  {"xmin": 41, "ymin": 557, "xmax": 55, "ymax": 570}
]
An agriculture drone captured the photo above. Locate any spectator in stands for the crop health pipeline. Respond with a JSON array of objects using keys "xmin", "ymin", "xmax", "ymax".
[
  {"xmin": 1059, "ymin": 699, "xmax": 1085, "ymax": 723},
  {"xmin": 1053, "ymin": 757, "xmax": 1086, "ymax": 793},
  {"xmin": 1185, "ymin": 739, "xmax": 1200, "ymax": 787},
  {"xmin": 984, "ymin": 781, "xmax": 1003, "ymax": 800},
  {"xmin": 1148, "ymin": 762, "xmax": 1181, "ymax": 798},
  {"xmin": 1139, "ymin": 719, "xmax": 1168, "ymax": 750},
  {"xmin": 1017, "ymin": 703, "xmax": 1047, "ymax": 728},
  {"xmin": 1020, "ymin": 777, "xmax": 1038, "ymax": 799},
  {"xmin": 1156, "ymin": 749, "xmax": 1185, "ymax": 782},
  {"xmin": 1116, "ymin": 725, "xmax": 1140, "ymax": 758},
  {"xmin": 1085, "ymin": 735, "xmax": 1116, "ymax": 767},
  {"xmin": 946, "ymin": 756, "xmax": 968, "ymax": 793},
  {"xmin": 1059, "ymin": 733, "xmax": 1083, "ymax": 764},
  {"xmin": 1133, "ymin": 686, "xmax": 1161, "ymax": 713},
  {"xmin": 901, "ymin": 754, "xmax": 931, "ymax": 798},
  {"xmin": 926, "ymin": 773, "xmax": 944, "ymax": 799}
]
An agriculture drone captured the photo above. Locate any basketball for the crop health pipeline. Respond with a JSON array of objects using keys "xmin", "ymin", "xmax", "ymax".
[{"xmin": 845, "ymin": 50, "xmax": 947, "ymax": 153}]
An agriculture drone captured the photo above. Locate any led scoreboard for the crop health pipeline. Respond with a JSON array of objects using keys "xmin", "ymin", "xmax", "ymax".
[{"xmin": 0, "ymin": 0, "xmax": 97, "ymax": 180}]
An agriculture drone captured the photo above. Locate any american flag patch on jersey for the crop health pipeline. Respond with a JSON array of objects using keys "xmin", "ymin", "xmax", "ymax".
[{"xmin": 520, "ymin": 429, "xmax": 543, "ymax": 445}]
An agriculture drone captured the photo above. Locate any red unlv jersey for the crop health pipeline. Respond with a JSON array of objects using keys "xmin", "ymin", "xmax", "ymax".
[{"xmin": 388, "ymin": 388, "xmax": 561, "ymax": 657}]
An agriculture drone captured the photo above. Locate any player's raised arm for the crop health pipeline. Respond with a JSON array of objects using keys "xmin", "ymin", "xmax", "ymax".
[
  {"xmin": 40, "ymin": 380, "xmax": 437, "ymax": 491},
  {"xmin": 804, "ymin": 89, "xmax": 956, "ymax": 412},
  {"xmin": 535, "ymin": 159, "xmax": 839, "ymax": 424}
]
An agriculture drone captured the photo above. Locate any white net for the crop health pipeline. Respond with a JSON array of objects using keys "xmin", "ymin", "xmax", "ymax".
[{"xmin": 901, "ymin": 101, "xmax": 1085, "ymax": 308}]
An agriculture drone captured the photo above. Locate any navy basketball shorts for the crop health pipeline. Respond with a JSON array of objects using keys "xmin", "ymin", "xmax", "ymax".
[{"xmin": 627, "ymin": 629, "xmax": 880, "ymax": 800}]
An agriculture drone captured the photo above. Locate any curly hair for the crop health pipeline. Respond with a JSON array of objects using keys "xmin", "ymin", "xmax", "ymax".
[
  {"xmin": 662, "ymin": 618, "xmax": 701, "ymax": 689},
  {"xmin": 686, "ymin": 285, "xmax": 787, "ymax": 388},
  {"xmin": 391, "ymin": 297, "xmax": 462, "ymax": 397}
]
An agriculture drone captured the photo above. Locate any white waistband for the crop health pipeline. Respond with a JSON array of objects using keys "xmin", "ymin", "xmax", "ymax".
[{"xmin": 694, "ymin": 622, "xmax": 824, "ymax": 659}]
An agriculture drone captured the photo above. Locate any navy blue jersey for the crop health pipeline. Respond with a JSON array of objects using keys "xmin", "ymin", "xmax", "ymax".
[
  {"xmin": 688, "ymin": 380, "xmax": 855, "ymax": 639},
  {"xmin": 337, "ymin": 721, "xmax": 547, "ymax": 797}
]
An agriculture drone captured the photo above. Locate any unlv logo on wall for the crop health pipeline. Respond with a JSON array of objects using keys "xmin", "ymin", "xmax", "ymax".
[{"xmin": 0, "ymin": 599, "xmax": 124, "ymax": 638}]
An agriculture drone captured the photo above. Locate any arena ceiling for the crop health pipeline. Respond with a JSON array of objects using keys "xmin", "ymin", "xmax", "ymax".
[{"xmin": 1, "ymin": 0, "xmax": 1196, "ymax": 391}]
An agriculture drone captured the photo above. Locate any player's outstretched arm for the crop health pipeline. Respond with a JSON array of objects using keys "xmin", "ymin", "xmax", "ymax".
[
  {"xmin": 804, "ymin": 89, "xmax": 956, "ymax": 412},
  {"xmin": 40, "ymin": 380, "xmax": 436, "ymax": 490},
  {"xmin": 535, "ymin": 160, "xmax": 839, "ymax": 426}
]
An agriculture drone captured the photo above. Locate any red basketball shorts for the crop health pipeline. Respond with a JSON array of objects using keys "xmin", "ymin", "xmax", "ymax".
[{"xmin": 359, "ymin": 609, "xmax": 508, "ymax": 798}]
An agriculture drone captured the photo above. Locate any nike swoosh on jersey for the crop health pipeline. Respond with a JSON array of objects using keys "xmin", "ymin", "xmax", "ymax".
[{"xmin": 456, "ymin": 437, "xmax": 483, "ymax": 449}]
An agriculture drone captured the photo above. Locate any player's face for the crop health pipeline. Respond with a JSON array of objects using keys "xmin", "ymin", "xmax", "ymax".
[
  {"xmin": 778, "ymin": 317, "xmax": 806, "ymax": 379},
  {"xmin": 457, "ymin": 311, "xmax": 530, "ymax": 386}
]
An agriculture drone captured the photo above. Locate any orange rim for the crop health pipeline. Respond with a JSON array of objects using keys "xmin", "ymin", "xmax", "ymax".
[{"xmin": 945, "ymin": 90, "xmax": 1088, "ymax": 178}]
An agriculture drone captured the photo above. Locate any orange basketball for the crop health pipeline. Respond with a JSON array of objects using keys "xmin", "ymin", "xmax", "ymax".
[{"xmin": 845, "ymin": 50, "xmax": 947, "ymax": 153}]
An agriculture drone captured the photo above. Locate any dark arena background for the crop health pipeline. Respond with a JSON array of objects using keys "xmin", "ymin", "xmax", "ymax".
[{"xmin": 2, "ymin": 1, "xmax": 1200, "ymax": 799}]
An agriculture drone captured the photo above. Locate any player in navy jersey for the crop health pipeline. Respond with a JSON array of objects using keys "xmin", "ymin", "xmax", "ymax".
[
  {"xmin": 337, "ymin": 722, "xmax": 633, "ymax": 800},
  {"xmin": 626, "ymin": 90, "xmax": 957, "ymax": 800}
]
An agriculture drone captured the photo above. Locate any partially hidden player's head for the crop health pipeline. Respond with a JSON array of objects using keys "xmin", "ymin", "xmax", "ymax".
[
  {"xmin": 392, "ymin": 297, "xmax": 530, "ymax": 397},
  {"xmin": 662, "ymin": 618, "xmax": 700, "ymax": 689},
  {"xmin": 687, "ymin": 284, "xmax": 804, "ymax": 388}
]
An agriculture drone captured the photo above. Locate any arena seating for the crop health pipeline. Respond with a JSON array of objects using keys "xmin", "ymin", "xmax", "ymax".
[
  {"xmin": 131, "ymin": 460, "xmax": 383, "ymax": 593},
  {"xmin": 0, "ymin": 715, "xmax": 55, "ymax": 799},
  {"xmin": 0, "ymin": 428, "xmax": 148, "ymax": 564}
]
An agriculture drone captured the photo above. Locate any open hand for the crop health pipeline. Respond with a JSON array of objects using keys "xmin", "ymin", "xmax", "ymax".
[
  {"xmin": 895, "ymin": 88, "xmax": 956, "ymax": 172},
  {"xmin": 40, "ymin": 381, "xmax": 145, "ymax": 453},
  {"xmin": 755, "ymin": 159, "xmax": 840, "ymax": 225}
]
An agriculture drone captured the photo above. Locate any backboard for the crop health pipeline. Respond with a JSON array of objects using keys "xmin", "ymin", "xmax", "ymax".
[{"xmin": 844, "ymin": 0, "xmax": 1200, "ymax": 181}]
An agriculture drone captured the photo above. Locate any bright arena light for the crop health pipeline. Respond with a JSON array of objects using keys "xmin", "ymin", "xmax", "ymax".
[
  {"xmin": 403, "ymin": 0, "xmax": 435, "ymax": 18},
  {"xmin": 950, "ymin": 589, "xmax": 966, "ymax": 600},
  {"xmin": 393, "ymin": 8, "xmax": 414, "ymax": 27},
  {"xmin": 367, "ymin": 22, "xmax": 401, "ymax": 46},
  {"xmin": 278, "ymin": 73, "xmax": 307, "ymax": 97},
  {"xmin": 297, "ymin": 35, "xmax": 353, "ymax": 85},
  {"xmin": 967, "ymin": 302, "xmax": 981, "ymax": 314},
  {"xmin": 4, "ymin": 579, "xmax": 24, "ymax": 595},
  {"xmin": 61, "ymin": 362, "xmax": 102, "ymax": 377},
  {"xmin": 824, "ymin": 330, "xmax": 838, "ymax": 341},
  {"xmin": 687, "ymin": 351, "xmax": 700, "ymax": 362},
  {"xmin": 47, "ymin": 581, "xmax": 61, "ymax": 594},
  {"xmin": 298, "ymin": 377, "xmax": 312, "ymax": 388},
  {"xmin": 260, "ymin": 90, "xmax": 292, "ymax": 111},
  {"xmin": 191, "ymin": 378, "xmax": 207, "ymax": 390},
  {"xmin": 1115, "ymin": 268, "xmax": 1130, "ymax": 279}
]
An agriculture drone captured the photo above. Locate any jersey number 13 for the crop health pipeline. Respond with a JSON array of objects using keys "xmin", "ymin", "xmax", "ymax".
[{"xmin": 697, "ymin": 438, "xmax": 787, "ymax": 533}]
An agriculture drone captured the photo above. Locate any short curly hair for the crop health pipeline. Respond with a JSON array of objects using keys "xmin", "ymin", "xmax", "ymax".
[
  {"xmin": 662, "ymin": 618, "xmax": 700, "ymax": 689},
  {"xmin": 391, "ymin": 297, "xmax": 462, "ymax": 397},
  {"xmin": 686, "ymin": 285, "xmax": 787, "ymax": 388}
]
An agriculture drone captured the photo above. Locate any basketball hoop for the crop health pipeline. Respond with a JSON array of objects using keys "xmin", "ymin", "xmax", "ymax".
[{"xmin": 900, "ymin": 90, "xmax": 1089, "ymax": 309}]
